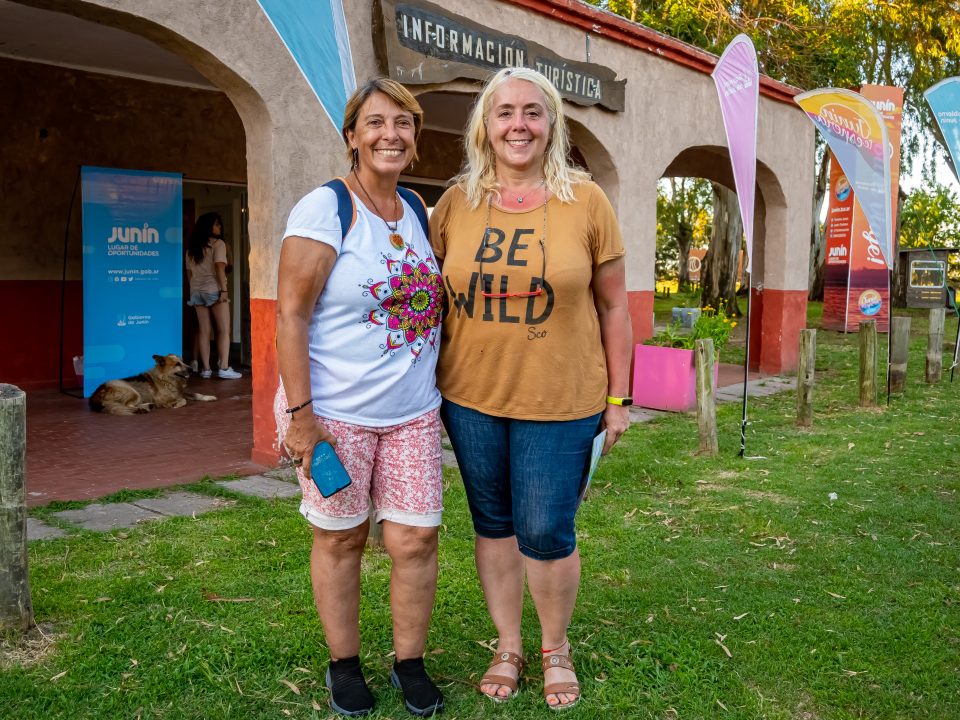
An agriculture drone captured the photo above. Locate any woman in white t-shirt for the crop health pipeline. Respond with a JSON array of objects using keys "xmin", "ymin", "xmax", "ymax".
[
  {"xmin": 184, "ymin": 212, "xmax": 241, "ymax": 379},
  {"xmin": 275, "ymin": 79, "xmax": 444, "ymax": 718}
]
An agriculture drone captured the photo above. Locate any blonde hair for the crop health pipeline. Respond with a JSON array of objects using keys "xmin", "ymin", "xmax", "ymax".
[
  {"xmin": 457, "ymin": 67, "xmax": 591, "ymax": 209},
  {"xmin": 341, "ymin": 78, "xmax": 424, "ymax": 166}
]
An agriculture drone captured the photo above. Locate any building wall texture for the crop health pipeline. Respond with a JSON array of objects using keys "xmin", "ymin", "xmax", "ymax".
[
  {"xmin": 0, "ymin": 56, "xmax": 245, "ymax": 386},
  {"xmin": 4, "ymin": 0, "xmax": 814, "ymax": 461}
]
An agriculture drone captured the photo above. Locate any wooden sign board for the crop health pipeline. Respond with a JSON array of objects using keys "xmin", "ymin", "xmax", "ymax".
[{"xmin": 374, "ymin": 0, "xmax": 626, "ymax": 112}]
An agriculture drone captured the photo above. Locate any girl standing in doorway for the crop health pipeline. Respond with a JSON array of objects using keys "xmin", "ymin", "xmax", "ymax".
[{"xmin": 185, "ymin": 212, "xmax": 242, "ymax": 379}]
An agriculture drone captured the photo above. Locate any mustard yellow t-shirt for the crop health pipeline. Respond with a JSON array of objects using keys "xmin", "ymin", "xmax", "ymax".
[{"xmin": 430, "ymin": 181, "xmax": 625, "ymax": 420}]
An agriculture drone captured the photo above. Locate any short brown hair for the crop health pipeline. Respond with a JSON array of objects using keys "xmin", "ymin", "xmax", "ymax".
[{"xmin": 341, "ymin": 78, "xmax": 424, "ymax": 166}]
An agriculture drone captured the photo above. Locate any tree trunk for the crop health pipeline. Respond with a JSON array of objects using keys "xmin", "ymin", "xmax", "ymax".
[
  {"xmin": 808, "ymin": 150, "xmax": 829, "ymax": 301},
  {"xmin": 702, "ymin": 183, "xmax": 742, "ymax": 316},
  {"xmin": 891, "ymin": 185, "xmax": 908, "ymax": 306},
  {"xmin": 675, "ymin": 221, "xmax": 693, "ymax": 290}
]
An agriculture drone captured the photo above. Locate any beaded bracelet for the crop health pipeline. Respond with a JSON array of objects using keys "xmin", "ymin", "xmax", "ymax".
[{"xmin": 285, "ymin": 398, "xmax": 313, "ymax": 414}]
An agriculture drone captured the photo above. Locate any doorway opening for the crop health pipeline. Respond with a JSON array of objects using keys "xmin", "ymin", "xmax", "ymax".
[{"xmin": 182, "ymin": 180, "xmax": 251, "ymax": 370}]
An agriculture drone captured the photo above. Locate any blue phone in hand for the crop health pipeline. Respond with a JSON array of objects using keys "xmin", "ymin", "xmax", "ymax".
[{"xmin": 310, "ymin": 441, "xmax": 352, "ymax": 498}]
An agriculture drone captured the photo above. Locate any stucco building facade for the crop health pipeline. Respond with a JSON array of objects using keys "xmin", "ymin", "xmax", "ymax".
[{"xmin": 1, "ymin": 0, "xmax": 813, "ymax": 465}]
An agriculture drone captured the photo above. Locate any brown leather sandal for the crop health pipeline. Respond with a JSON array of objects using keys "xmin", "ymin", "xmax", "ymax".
[
  {"xmin": 479, "ymin": 650, "xmax": 524, "ymax": 702},
  {"xmin": 542, "ymin": 649, "xmax": 581, "ymax": 710}
]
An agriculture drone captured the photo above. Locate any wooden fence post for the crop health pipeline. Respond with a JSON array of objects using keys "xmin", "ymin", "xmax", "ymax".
[
  {"xmin": 889, "ymin": 316, "xmax": 911, "ymax": 394},
  {"xmin": 927, "ymin": 308, "xmax": 945, "ymax": 383},
  {"xmin": 367, "ymin": 510, "xmax": 384, "ymax": 548},
  {"xmin": 796, "ymin": 329, "xmax": 816, "ymax": 427},
  {"xmin": 695, "ymin": 338, "xmax": 718, "ymax": 455},
  {"xmin": 0, "ymin": 384, "xmax": 34, "ymax": 633},
  {"xmin": 859, "ymin": 320, "xmax": 877, "ymax": 407}
]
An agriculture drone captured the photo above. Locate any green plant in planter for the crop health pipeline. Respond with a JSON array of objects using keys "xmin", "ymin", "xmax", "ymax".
[
  {"xmin": 648, "ymin": 321, "xmax": 689, "ymax": 348},
  {"xmin": 648, "ymin": 305, "xmax": 737, "ymax": 353}
]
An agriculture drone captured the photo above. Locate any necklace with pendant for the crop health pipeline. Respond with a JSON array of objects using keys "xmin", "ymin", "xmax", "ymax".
[
  {"xmin": 353, "ymin": 171, "xmax": 405, "ymax": 250},
  {"xmin": 510, "ymin": 177, "xmax": 545, "ymax": 204}
]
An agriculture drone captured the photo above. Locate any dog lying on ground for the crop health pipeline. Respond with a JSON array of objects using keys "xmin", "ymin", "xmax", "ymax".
[{"xmin": 89, "ymin": 354, "xmax": 217, "ymax": 415}]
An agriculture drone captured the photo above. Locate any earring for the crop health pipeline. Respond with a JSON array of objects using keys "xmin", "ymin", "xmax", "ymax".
[{"xmin": 352, "ymin": 148, "xmax": 359, "ymax": 170}]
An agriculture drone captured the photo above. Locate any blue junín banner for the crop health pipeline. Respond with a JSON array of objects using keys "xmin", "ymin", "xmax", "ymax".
[{"xmin": 81, "ymin": 167, "xmax": 183, "ymax": 397}]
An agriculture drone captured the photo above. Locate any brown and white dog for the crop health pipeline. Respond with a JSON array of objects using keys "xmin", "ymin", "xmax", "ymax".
[{"xmin": 89, "ymin": 354, "xmax": 216, "ymax": 415}]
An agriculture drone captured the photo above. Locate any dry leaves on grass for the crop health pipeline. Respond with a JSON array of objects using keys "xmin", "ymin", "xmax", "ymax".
[
  {"xmin": 476, "ymin": 638, "xmax": 497, "ymax": 652},
  {"xmin": 0, "ymin": 625, "xmax": 59, "ymax": 670},
  {"xmin": 714, "ymin": 633, "xmax": 732, "ymax": 658},
  {"xmin": 280, "ymin": 679, "xmax": 301, "ymax": 695}
]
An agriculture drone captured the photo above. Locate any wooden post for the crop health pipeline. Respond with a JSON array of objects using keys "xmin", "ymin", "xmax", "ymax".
[
  {"xmin": 889, "ymin": 316, "xmax": 912, "ymax": 393},
  {"xmin": 796, "ymin": 329, "xmax": 816, "ymax": 427},
  {"xmin": 858, "ymin": 320, "xmax": 877, "ymax": 407},
  {"xmin": 0, "ymin": 384, "xmax": 34, "ymax": 633},
  {"xmin": 367, "ymin": 512, "xmax": 384, "ymax": 549},
  {"xmin": 694, "ymin": 338, "xmax": 718, "ymax": 455},
  {"xmin": 927, "ymin": 308, "xmax": 945, "ymax": 383}
]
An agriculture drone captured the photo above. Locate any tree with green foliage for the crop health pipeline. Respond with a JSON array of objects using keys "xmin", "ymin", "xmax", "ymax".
[
  {"xmin": 702, "ymin": 182, "xmax": 744, "ymax": 315},
  {"xmin": 899, "ymin": 184, "xmax": 960, "ymax": 250},
  {"xmin": 587, "ymin": 0, "xmax": 960, "ymax": 299},
  {"xmin": 656, "ymin": 177, "xmax": 712, "ymax": 288},
  {"xmin": 894, "ymin": 184, "xmax": 960, "ymax": 301}
]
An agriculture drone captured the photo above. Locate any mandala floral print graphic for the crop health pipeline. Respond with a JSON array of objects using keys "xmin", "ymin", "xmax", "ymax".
[{"xmin": 361, "ymin": 246, "xmax": 443, "ymax": 360}]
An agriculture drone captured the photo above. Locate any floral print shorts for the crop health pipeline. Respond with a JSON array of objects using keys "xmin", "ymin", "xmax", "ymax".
[{"xmin": 274, "ymin": 390, "xmax": 443, "ymax": 530}]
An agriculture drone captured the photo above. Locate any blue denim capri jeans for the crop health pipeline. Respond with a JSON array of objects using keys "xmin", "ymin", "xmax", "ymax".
[{"xmin": 441, "ymin": 399, "xmax": 602, "ymax": 561}]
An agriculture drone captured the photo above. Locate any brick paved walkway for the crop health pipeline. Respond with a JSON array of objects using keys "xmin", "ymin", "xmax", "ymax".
[
  {"xmin": 25, "ymin": 373, "xmax": 263, "ymax": 507},
  {"xmin": 25, "ymin": 369, "xmax": 795, "ymax": 540},
  {"xmin": 23, "ymin": 363, "xmax": 768, "ymax": 509}
]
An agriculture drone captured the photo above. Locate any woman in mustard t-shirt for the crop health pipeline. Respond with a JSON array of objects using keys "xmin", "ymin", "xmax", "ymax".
[{"xmin": 430, "ymin": 67, "xmax": 633, "ymax": 709}]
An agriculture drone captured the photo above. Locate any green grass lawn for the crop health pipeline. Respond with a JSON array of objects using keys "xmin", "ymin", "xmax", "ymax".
[{"xmin": 4, "ymin": 306, "xmax": 960, "ymax": 719}]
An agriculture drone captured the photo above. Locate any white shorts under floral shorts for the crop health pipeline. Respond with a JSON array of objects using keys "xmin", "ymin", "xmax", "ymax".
[{"xmin": 274, "ymin": 390, "xmax": 443, "ymax": 531}]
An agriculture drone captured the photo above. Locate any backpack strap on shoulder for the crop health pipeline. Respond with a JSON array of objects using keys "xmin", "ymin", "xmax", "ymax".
[
  {"xmin": 322, "ymin": 177, "xmax": 357, "ymax": 240},
  {"xmin": 397, "ymin": 185, "xmax": 430, "ymax": 241}
]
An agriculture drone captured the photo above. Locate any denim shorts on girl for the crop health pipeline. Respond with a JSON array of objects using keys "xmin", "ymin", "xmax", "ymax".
[
  {"xmin": 440, "ymin": 399, "xmax": 602, "ymax": 561},
  {"xmin": 274, "ymin": 388, "xmax": 443, "ymax": 530},
  {"xmin": 188, "ymin": 290, "xmax": 220, "ymax": 307}
]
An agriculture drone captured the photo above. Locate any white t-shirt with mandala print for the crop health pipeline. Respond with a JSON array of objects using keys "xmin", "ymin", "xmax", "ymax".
[{"xmin": 283, "ymin": 185, "xmax": 442, "ymax": 427}]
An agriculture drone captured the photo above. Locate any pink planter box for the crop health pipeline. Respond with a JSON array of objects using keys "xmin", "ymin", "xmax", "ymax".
[{"xmin": 632, "ymin": 344, "xmax": 719, "ymax": 412}]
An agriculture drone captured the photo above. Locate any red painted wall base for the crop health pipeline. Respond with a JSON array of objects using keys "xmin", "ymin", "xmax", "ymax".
[
  {"xmin": 250, "ymin": 298, "xmax": 279, "ymax": 465},
  {"xmin": 749, "ymin": 288, "xmax": 807, "ymax": 375},
  {"xmin": 627, "ymin": 290, "xmax": 654, "ymax": 343},
  {"xmin": 0, "ymin": 280, "xmax": 83, "ymax": 389}
]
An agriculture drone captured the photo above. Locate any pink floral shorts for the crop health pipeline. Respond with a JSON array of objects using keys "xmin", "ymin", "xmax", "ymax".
[{"xmin": 274, "ymin": 390, "xmax": 443, "ymax": 530}]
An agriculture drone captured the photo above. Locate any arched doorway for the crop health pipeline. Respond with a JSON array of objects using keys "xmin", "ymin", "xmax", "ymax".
[
  {"xmin": 0, "ymin": 0, "xmax": 274, "ymax": 501},
  {"xmin": 660, "ymin": 145, "xmax": 800, "ymax": 372}
]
